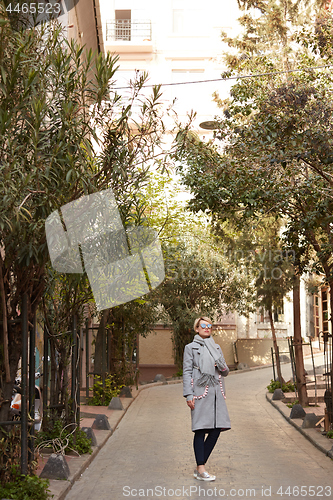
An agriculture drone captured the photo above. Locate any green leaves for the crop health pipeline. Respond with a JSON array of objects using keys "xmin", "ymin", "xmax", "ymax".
[
  {"xmin": 0, "ymin": 15, "xmax": 180, "ymax": 431},
  {"xmin": 175, "ymin": 0, "xmax": 333, "ymax": 300}
]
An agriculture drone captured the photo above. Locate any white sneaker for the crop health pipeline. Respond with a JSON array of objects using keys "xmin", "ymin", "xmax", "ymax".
[{"xmin": 196, "ymin": 471, "xmax": 216, "ymax": 481}]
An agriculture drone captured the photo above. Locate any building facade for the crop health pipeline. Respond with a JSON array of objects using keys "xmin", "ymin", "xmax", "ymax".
[
  {"xmin": 99, "ymin": 0, "xmax": 240, "ymax": 130},
  {"xmin": 136, "ymin": 278, "xmax": 329, "ymax": 382},
  {"xmin": 59, "ymin": 0, "xmax": 104, "ymax": 54}
]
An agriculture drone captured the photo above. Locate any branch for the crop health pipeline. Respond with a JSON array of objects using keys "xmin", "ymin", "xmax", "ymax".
[
  {"xmin": 299, "ymin": 157, "xmax": 333, "ymax": 187},
  {"xmin": 17, "ymin": 193, "xmax": 32, "ymax": 211}
]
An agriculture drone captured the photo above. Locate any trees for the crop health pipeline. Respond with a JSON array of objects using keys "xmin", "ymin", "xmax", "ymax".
[
  {"xmin": 252, "ymin": 220, "xmax": 295, "ymax": 385},
  {"xmin": 93, "ymin": 297, "xmax": 159, "ymax": 387},
  {"xmin": 41, "ymin": 270, "xmax": 94, "ymax": 424},
  {"xmin": 153, "ymin": 241, "xmax": 227, "ymax": 368},
  {"xmin": 209, "ymin": 212, "xmax": 295, "ymax": 383},
  {"xmin": 174, "ymin": 1, "xmax": 333, "ymax": 404},
  {"xmin": 217, "ymin": 3, "xmax": 333, "ymax": 333},
  {"xmin": 0, "ymin": 14, "xmax": 174, "ymax": 425},
  {"xmin": 144, "ymin": 173, "xmax": 256, "ymax": 367},
  {"xmin": 221, "ymin": 0, "xmax": 326, "ymax": 72}
]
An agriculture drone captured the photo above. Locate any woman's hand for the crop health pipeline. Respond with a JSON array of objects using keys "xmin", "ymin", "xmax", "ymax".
[{"xmin": 187, "ymin": 399, "xmax": 195, "ymax": 410}]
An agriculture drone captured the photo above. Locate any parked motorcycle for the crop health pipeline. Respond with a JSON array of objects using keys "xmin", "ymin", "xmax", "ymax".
[{"xmin": 10, "ymin": 372, "xmax": 43, "ymax": 431}]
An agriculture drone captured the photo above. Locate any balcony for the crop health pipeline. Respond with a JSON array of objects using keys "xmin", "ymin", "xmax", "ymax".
[{"xmin": 105, "ymin": 20, "xmax": 153, "ymax": 53}]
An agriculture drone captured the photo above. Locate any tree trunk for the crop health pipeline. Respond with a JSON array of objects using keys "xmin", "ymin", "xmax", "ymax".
[
  {"xmin": 49, "ymin": 337, "xmax": 57, "ymax": 407},
  {"xmin": 94, "ymin": 310, "xmax": 109, "ymax": 380},
  {"xmin": 121, "ymin": 316, "xmax": 126, "ymax": 372},
  {"xmin": 293, "ymin": 276, "xmax": 308, "ymax": 406},
  {"xmin": 268, "ymin": 308, "xmax": 285, "ymax": 386}
]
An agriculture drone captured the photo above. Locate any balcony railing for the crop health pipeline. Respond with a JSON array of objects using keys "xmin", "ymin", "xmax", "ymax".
[{"xmin": 106, "ymin": 20, "xmax": 152, "ymax": 42}]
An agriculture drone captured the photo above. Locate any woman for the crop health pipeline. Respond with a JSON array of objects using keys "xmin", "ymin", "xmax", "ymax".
[{"xmin": 183, "ymin": 316, "xmax": 231, "ymax": 481}]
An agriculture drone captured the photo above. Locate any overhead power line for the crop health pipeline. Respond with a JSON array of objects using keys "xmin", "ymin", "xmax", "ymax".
[{"xmin": 113, "ymin": 63, "xmax": 333, "ymax": 90}]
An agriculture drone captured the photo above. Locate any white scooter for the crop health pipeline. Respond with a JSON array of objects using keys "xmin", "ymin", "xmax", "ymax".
[{"xmin": 10, "ymin": 372, "xmax": 43, "ymax": 432}]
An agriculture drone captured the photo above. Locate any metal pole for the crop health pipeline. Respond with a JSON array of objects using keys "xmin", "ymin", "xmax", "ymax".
[
  {"xmin": 21, "ymin": 293, "xmax": 28, "ymax": 475},
  {"xmin": 277, "ymin": 345, "xmax": 280, "ymax": 383},
  {"xmin": 77, "ymin": 322, "xmax": 80, "ymax": 427},
  {"xmin": 310, "ymin": 338, "xmax": 317, "ymax": 407},
  {"xmin": 85, "ymin": 319, "xmax": 89, "ymax": 401},
  {"xmin": 271, "ymin": 347, "xmax": 276, "ymax": 381},
  {"xmin": 102, "ymin": 318, "xmax": 106, "ymax": 386},
  {"xmin": 71, "ymin": 315, "xmax": 77, "ymax": 425},
  {"xmin": 323, "ymin": 331, "xmax": 330, "ymax": 419},
  {"xmin": 135, "ymin": 332, "xmax": 139, "ymax": 388},
  {"xmin": 0, "ymin": 421, "xmax": 22, "ymax": 426},
  {"xmin": 288, "ymin": 337, "xmax": 297, "ymax": 398},
  {"xmin": 330, "ymin": 333, "xmax": 333, "ymax": 426},
  {"xmin": 43, "ymin": 325, "xmax": 48, "ymax": 423},
  {"xmin": 28, "ymin": 313, "xmax": 36, "ymax": 463},
  {"xmin": 107, "ymin": 326, "xmax": 111, "ymax": 373}
]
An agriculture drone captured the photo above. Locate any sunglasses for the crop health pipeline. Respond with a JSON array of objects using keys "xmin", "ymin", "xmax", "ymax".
[{"xmin": 199, "ymin": 322, "xmax": 212, "ymax": 329}]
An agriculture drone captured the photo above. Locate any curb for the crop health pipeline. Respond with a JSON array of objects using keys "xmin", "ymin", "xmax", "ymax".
[
  {"xmin": 266, "ymin": 392, "xmax": 333, "ymax": 460},
  {"xmin": 46, "ymin": 429, "xmax": 112, "ymax": 500}
]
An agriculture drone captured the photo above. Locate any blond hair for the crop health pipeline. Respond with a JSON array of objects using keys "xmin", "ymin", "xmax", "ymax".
[{"xmin": 193, "ymin": 316, "xmax": 213, "ymax": 332}]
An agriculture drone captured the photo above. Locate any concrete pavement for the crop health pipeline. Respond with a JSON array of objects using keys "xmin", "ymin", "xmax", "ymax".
[{"xmin": 62, "ymin": 363, "xmax": 333, "ymax": 500}]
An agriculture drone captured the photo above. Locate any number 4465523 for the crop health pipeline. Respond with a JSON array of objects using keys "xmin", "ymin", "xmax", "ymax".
[
  {"xmin": 6, "ymin": 3, "xmax": 61, "ymax": 14},
  {"xmin": 277, "ymin": 486, "xmax": 331, "ymax": 497}
]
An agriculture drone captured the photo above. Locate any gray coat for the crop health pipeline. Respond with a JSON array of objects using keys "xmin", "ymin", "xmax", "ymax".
[{"xmin": 183, "ymin": 340, "xmax": 231, "ymax": 432}]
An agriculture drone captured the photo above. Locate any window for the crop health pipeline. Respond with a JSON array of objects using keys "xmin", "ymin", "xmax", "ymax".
[
  {"xmin": 273, "ymin": 304, "xmax": 284, "ymax": 323},
  {"xmin": 115, "ymin": 10, "xmax": 131, "ymax": 41},
  {"xmin": 258, "ymin": 308, "xmax": 269, "ymax": 324},
  {"xmin": 258, "ymin": 303, "xmax": 284, "ymax": 323},
  {"xmin": 172, "ymin": 9, "xmax": 184, "ymax": 33},
  {"xmin": 314, "ymin": 293, "xmax": 320, "ymax": 338},
  {"xmin": 172, "ymin": 8, "xmax": 202, "ymax": 35},
  {"xmin": 322, "ymin": 288, "xmax": 329, "ymax": 332}
]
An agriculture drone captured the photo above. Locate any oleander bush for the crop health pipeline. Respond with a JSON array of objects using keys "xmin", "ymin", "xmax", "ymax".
[
  {"xmin": 267, "ymin": 379, "xmax": 295, "ymax": 393},
  {"xmin": 36, "ymin": 418, "xmax": 92, "ymax": 455},
  {"xmin": 88, "ymin": 374, "xmax": 123, "ymax": 406}
]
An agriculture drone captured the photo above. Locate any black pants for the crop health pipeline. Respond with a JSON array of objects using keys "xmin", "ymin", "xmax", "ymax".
[{"xmin": 193, "ymin": 428, "xmax": 222, "ymax": 466}]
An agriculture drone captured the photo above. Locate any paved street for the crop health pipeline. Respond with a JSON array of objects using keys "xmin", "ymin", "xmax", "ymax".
[{"xmin": 65, "ymin": 364, "xmax": 333, "ymax": 500}]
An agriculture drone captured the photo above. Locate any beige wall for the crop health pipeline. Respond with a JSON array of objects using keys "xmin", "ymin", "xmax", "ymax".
[
  {"xmin": 211, "ymin": 327, "xmax": 236, "ymax": 367},
  {"xmin": 139, "ymin": 327, "xmax": 290, "ymax": 371},
  {"xmin": 235, "ymin": 338, "xmax": 289, "ymax": 367},
  {"xmin": 139, "ymin": 327, "xmax": 174, "ymax": 365},
  {"xmin": 139, "ymin": 325, "xmax": 237, "ymax": 367}
]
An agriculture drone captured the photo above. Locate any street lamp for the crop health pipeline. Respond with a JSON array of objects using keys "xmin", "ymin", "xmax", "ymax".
[{"xmin": 199, "ymin": 121, "xmax": 219, "ymax": 130}]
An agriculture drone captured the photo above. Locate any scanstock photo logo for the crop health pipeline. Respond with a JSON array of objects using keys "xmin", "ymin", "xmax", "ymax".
[
  {"xmin": 45, "ymin": 188, "xmax": 165, "ymax": 311},
  {"xmin": 4, "ymin": 0, "xmax": 79, "ymax": 27}
]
